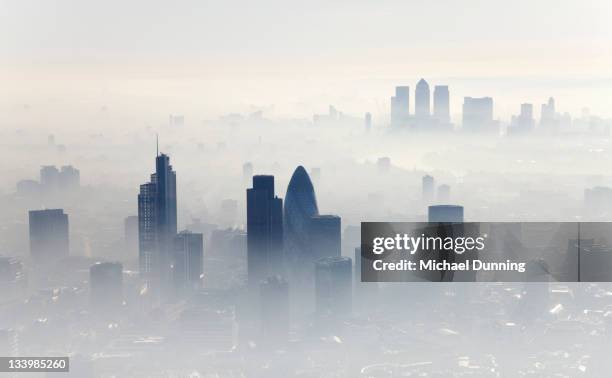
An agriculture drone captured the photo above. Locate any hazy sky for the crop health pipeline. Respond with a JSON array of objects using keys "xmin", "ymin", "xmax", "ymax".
[{"xmin": 2, "ymin": 0, "xmax": 612, "ymax": 121}]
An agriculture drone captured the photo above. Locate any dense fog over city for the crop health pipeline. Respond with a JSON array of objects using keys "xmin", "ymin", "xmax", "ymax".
[{"xmin": 2, "ymin": 0, "xmax": 612, "ymax": 377}]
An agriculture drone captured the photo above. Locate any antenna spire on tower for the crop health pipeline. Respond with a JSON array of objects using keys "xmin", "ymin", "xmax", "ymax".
[{"xmin": 156, "ymin": 134, "xmax": 159, "ymax": 157}]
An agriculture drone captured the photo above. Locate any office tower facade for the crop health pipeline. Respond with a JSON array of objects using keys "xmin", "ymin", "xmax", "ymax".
[
  {"xmin": 428, "ymin": 205, "xmax": 464, "ymax": 222},
  {"xmin": 437, "ymin": 184, "xmax": 451, "ymax": 203},
  {"xmin": 422, "ymin": 175, "xmax": 435, "ymax": 202},
  {"xmin": 415, "ymin": 79, "xmax": 431, "ymax": 118},
  {"xmin": 462, "ymin": 97, "xmax": 496, "ymax": 132},
  {"xmin": 315, "ymin": 256, "xmax": 353, "ymax": 317},
  {"xmin": 173, "ymin": 231, "xmax": 204, "ymax": 294},
  {"xmin": 309, "ymin": 215, "xmax": 341, "ymax": 261},
  {"xmin": 138, "ymin": 153, "xmax": 177, "ymax": 300},
  {"xmin": 433, "ymin": 85, "xmax": 450, "ymax": 123},
  {"xmin": 39, "ymin": 165, "xmax": 80, "ymax": 194},
  {"xmin": 28, "ymin": 209, "xmax": 69, "ymax": 263},
  {"xmin": 89, "ymin": 262, "xmax": 123, "ymax": 312},
  {"xmin": 59, "ymin": 165, "xmax": 80, "ymax": 190},
  {"xmin": 40, "ymin": 165, "xmax": 60, "ymax": 192},
  {"xmin": 390, "ymin": 86, "xmax": 410, "ymax": 127},
  {"xmin": 284, "ymin": 166, "xmax": 318, "ymax": 275},
  {"xmin": 259, "ymin": 276, "xmax": 289, "ymax": 345},
  {"xmin": 509, "ymin": 103, "xmax": 535, "ymax": 134},
  {"xmin": 247, "ymin": 175, "xmax": 284, "ymax": 286},
  {"xmin": 364, "ymin": 112, "xmax": 372, "ymax": 132},
  {"xmin": 540, "ymin": 97, "xmax": 559, "ymax": 132}
]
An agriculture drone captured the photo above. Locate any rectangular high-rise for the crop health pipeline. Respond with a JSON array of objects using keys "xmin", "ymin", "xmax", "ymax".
[
  {"xmin": 28, "ymin": 209, "xmax": 69, "ymax": 263},
  {"xmin": 462, "ymin": 97, "xmax": 496, "ymax": 133},
  {"xmin": 173, "ymin": 231, "xmax": 204, "ymax": 294},
  {"xmin": 390, "ymin": 86, "xmax": 410, "ymax": 127},
  {"xmin": 90, "ymin": 262, "xmax": 123, "ymax": 312},
  {"xmin": 309, "ymin": 215, "xmax": 341, "ymax": 261},
  {"xmin": 315, "ymin": 256, "xmax": 352, "ymax": 319},
  {"xmin": 433, "ymin": 85, "xmax": 450, "ymax": 123},
  {"xmin": 138, "ymin": 153, "xmax": 177, "ymax": 301},
  {"xmin": 246, "ymin": 175, "xmax": 283, "ymax": 286}
]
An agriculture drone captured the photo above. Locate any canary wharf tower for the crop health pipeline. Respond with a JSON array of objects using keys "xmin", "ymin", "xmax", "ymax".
[{"xmin": 138, "ymin": 151, "xmax": 177, "ymax": 302}]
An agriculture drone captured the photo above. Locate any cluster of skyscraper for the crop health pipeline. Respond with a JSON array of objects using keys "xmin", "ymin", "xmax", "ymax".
[
  {"xmin": 17, "ymin": 165, "xmax": 80, "ymax": 198},
  {"xmin": 246, "ymin": 165, "xmax": 349, "ymax": 335},
  {"xmin": 390, "ymin": 79, "xmax": 451, "ymax": 130},
  {"xmin": 137, "ymin": 152, "xmax": 203, "ymax": 303},
  {"xmin": 390, "ymin": 80, "xmax": 566, "ymax": 135}
]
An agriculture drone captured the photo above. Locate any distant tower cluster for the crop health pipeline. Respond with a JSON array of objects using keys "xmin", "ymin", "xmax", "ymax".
[{"xmin": 390, "ymin": 79, "xmax": 452, "ymax": 130}]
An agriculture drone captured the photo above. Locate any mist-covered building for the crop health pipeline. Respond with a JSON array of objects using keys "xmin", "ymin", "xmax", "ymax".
[
  {"xmin": 260, "ymin": 275, "xmax": 289, "ymax": 345},
  {"xmin": 284, "ymin": 166, "xmax": 319, "ymax": 274},
  {"xmin": 462, "ymin": 97, "xmax": 498, "ymax": 133},
  {"xmin": 390, "ymin": 86, "xmax": 410, "ymax": 127},
  {"xmin": 433, "ymin": 85, "xmax": 450, "ymax": 124},
  {"xmin": 172, "ymin": 231, "xmax": 204, "ymax": 294},
  {"xmin": 309, "ymin": 215, "xmax": 341, "ymax": 261},
  {"xmin": 428, "ymin": 205, "xmax": 464, "ymax": 222},
  {"xmin": 138, "ymin": 153, "xmax": 177, "ymax": 301},
  {"xmin": 315, "ymin": 256, "xmax": 353, "ymax": 319},
  {"xmin": 28, "ymin": 209, "xmax": 69, "ymax": 263},
  {"xmin": 415, "ymin": 78, "xmax": 431, "ymax": 118},
  {"xmin": 89, "ymin": 261, "xmax": 123, "ymax": 312},
  {"xmin": 247, "ymin": 175, "xmax": 283, "ymax": 286}
]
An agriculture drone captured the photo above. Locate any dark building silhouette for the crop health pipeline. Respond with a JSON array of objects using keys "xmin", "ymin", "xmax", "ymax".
[
  {"xmin": 172, "ymin": 231, "xmax": 204, "ymax": 294},
  {"xmin": 138, "ymin": 153, "xmax": 177, "ymax": 301},
  {"xmin": 28, "ymin": 209, "xmax": 69, "ymax": 263},
  {"xmin": 422, "ymin": 175, "xmax": 435, "ymax": 202},
  {"xmin": 390, "ymin": 86, "xmax": 410, "ymax": 127},
  {"xmin": 428, "ymin": 205, "xmax": 464, "ymax": 222},
  {"xmin": 284, "ymin": 166, "xmax": 318, "ymax": 276},
  {"xmin": 315, "ymin": 256, "xmax": 353, "ymax": 318},
  {"xmin": 433, "ymin": 85, "xmax": 450, "ymax": 123},
  {"xmin": 309, "ymin": 215, "xmax": 341, "ymax": 261},
  {"xmin": 415, "ymin": 79, "xmax": 431, "ymax": 118},
  {"xmin": 247, "ymin": 175, "xmax": 284, "ymax": 286},
  {"xmin": 89, "ymin": 262, "xmax": 123, "ymax": 312},
  {"xmin": 260, "ymin": 276, "xmax": 289, "ymax": 345}
]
